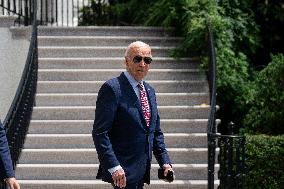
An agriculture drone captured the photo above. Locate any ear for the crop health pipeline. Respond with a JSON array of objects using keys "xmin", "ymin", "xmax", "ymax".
[{"xmin": 125, "ymin": 57, "xmax": 129, "ymax": 66}]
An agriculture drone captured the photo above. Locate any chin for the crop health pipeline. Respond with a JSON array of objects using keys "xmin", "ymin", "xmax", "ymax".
[{"xmin": 135, "ymin": 77, "xmax": 143, "ymax": 82}]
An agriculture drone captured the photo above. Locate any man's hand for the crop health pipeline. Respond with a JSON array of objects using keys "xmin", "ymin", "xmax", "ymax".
[
  {"xmin": 5, "ymin": 177, "xmax": 20, "ymax": 189},
  {"xmin": 163, "ymin": 164, "xmax": 175, "ymax": 182},
  {"xmin": 112, "ymin": 168, "xmax": 126, "ymax": 188}
]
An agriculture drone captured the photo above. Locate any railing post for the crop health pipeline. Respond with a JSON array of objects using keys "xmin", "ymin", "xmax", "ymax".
[
  {"xmin": 55, "ymin": 0, "xmax": 58, "ymax": 26},
  {"xmin": 61, "ymin": 0, "xmax": 63, "ymax": 26},
  {"xmin": 29, "ymin": 0, "xmax": 32, "ymax": 24},
  {"xmin": 7, "ymin": 0, "xmax": 10, "ymax": 15},
  {"xmin": 236, "ymin": 137, "xmax": 245, "ymax": 189},
  {"xmin": 208, "ymin": 134, "xmax": 217, "ymax": 189},
  {"xmin": 24, "ymin": 0, "xmax": 28, "ymax": 25},
  {"xmin": 40, "ymin": 0, "xmax": 43, "ymax": 25},
  {"xmin": 1, "ymin": 0, "xmax": 4, "ymax": 15},
  {"xmin": 71, "ymin": 0, "xmax": 74, "ymax": 26},
  {"xmin": 76, "ymin": 0, "xmax": 79, "ymax": 25},
  {"xmin": 13, "ymin": 0, "xmax": 16, "ymax": 13},
  {"xmin": 218, "ymin": 130, "xmax": 245, "ymax": 189},
  {"xmin": 51, "ymin": 0, "xmax": 54, "ymax": 24},
  {"xmin": 66, "ymin": 0, "xmax": 69, "ymax": 26},
  {"xmin": 45, "ymin": 0, "xmax": 48, "ymax": 24},
  {"xmin": 228, "ymin": 122, "xmax": 234, "ymax": 135}
]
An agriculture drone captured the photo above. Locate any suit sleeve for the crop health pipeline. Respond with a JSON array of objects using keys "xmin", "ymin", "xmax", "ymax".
[
  {"xmin": 152, "ymin": 100, "xmax": 172, "ymax": 167},
  {"xmin": 0, "ymin": 121, "xmax": 15, "ymax": 180},
  {"xmin": 92, "ymin": 83, "xmax": 120, "ymax": 170}
]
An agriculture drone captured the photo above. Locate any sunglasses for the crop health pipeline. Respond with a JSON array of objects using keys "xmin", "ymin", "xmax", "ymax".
[{"xmin": 132, "ymin": 55, "xmax": 152, "ymax": 65}]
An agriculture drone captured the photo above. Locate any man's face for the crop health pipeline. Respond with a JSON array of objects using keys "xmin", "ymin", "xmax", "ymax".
[{"xmin": 125, "ymin": 45, "xmax": 152, "ymax": 82}]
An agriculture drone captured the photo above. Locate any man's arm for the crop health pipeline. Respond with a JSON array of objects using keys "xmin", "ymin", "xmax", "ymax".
[
  {"xmin": 152, "ymin": 114, "xmax": 171, "ymax": 166},
  {"xmin": 0, "ymin": 121, "xmax": 14, "ymax": 179},
  {"xmin": 152, "ymin": 114, "xmax": 175, "ymax": 181},
  {"xmin": 92, "ymin": 83, "xmax": 126, "ymax": 188},
  {"xmin": 0, "ymin": 121, "xmax": 20, "ymax": 188},
  {"xmin": 92, "ymin": 82, "xmax": 120, "ymax": 170}
]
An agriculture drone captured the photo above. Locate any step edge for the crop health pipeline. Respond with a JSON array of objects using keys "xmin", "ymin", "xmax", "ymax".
[
  {"xmin": 30, "ymin": 119, "xmax": 210, "ymax": 123},
  {"xmin": 25, "ymin": 133, "xmax": 207, "ymax": 137},
  {"xmin": 21, "ymin": 148, "xmax": 209, "ymax": 152}
]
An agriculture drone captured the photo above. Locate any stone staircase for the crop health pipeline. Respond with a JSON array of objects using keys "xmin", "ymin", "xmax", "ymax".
[{"xmin": 16, "ymin": 26, "xmax": 219, "ymax": 189}]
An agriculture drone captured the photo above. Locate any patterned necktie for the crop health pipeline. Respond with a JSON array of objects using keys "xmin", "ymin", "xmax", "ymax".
[{"xmin": 138, "ymin": 83, "xmax": 151, "ymax": 127}]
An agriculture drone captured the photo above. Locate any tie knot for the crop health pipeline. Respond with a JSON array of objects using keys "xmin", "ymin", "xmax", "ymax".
[{"xmin": 138, "ymin": 83, "xmax": 144, "ymax": 90}]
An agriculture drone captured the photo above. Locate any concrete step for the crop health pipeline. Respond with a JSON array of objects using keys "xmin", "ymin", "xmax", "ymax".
[
  {"xmin": 38, "ymin": 36, "xmax": 181, "ymax": 47},
  {"xmin": 19, "ymin": 148, "xmax": 210, "ymax": 164},
  {"xmin": 23, "ymin": 133, "xmax": 207, "ymax": 149},
  {"xmin": 35, "ymin": 93, "xmax": 209, "ymax": 106},
  {"xmin": 38, "ymin": 57, "xmax": 200, "ymax": 69},
  {"xmin": 37, "ymin": 81, "xmax": 209, "ymax": 93},
  {"xmin": 28, "ymin": 119, "xmax": 209, "ymax": 134},
  {"xmin": 38, "ymin": 26, "xmax": 170, "ymax": 37},
  {"xmin": 38, "ymin": 69, "xmax": 206, "ymax": 81},
  {"xmin": 31, "ymin": 105, "xmax": 210, "ymax": 120},
  {"xmin": 17, "ymin": 180, "xmax": 219, "ymax": 189},
  {"xmin": 18, "ymin": 25, "xmax": 218, "ymax": 189},
  {"xmin": 38, "ymin": 46, "xmax": 174, "ymax": 58},
  {"xmin": 16, "ymin": 164, "xmax": 218, "ymax": 180}
]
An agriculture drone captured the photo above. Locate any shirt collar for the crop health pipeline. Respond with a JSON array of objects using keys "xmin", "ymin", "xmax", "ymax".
[{"xmin": 123, "ymin": 71, "xmax": 144, "ymax": 88}]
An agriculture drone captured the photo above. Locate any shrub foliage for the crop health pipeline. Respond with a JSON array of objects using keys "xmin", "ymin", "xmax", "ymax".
[
  {"xmin": 245, "ymin": 135, "xmax": 284, "ymax": 189},
  {"xmin": 243, "ymin": 54, "xmax": 284, "ymax": 135}
]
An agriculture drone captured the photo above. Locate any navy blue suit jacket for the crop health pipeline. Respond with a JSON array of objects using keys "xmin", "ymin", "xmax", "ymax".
[
  {"xmin": 92, "ymin": 73, "xmax": 171, "ymax": 184},
  {"xmin": 0, "ymin": 120, "xmax": 14, "ymax": 180}
]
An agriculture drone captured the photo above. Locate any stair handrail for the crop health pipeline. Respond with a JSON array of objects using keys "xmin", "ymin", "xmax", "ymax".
[
  {"xmin": 206, "ymin": 19, "xmax": 218, "ymax": 189},
  {"xmin": 206, "ymin": 19, "xmax": 246, "ymax": 189},
  {"xmin": 1, "ymin": 0, "xmax": 37, "ymax": 183}
]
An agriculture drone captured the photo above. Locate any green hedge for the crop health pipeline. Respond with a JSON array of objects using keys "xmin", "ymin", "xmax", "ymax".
[
  {"xmin": 243, "ymin": 54, "xmax": 284, "ymax": 135},
  {"xmin": 245, "ymin": 135, "xmax": 284, "ymax": 189}
]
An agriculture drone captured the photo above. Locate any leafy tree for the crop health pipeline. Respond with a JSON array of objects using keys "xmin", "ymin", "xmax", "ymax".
[
  {"xmin": 143, "ymin": 0, "xmax": 257, "ymax": 133},
  {"xmin": 78, "ymin": 0, "xmax": 115, "ymax": 26},
  {"xmin": 250, "ymin": 0, "xmax": 284, "ymax": 69},
  {"xmin": 243, "ymin": 54, "xmax": 284, "ymax": 135}
]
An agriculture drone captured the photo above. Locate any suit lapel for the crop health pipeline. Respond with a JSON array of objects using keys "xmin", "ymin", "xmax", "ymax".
[
  {"xmin": 118, "ymin": 73, "xmax": 148, "ymax": 130},
  {"xmin": 118, "ymin": 73, "xmax": 139, "ymax": 105}
]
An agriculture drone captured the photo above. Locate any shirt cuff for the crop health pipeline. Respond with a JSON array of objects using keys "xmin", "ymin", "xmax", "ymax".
[{"xmin": 108, "ymin": 165, "xmax": 122, "ymax": 174}]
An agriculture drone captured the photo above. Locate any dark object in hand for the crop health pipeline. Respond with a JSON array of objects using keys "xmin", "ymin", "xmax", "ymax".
[{"xmin": 158, "ymin": 168, "xmax": 174, "ymax": 182}]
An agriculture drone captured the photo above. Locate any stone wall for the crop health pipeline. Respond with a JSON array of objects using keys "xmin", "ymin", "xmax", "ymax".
[{"xmin": 0, "ymin": 16, "xmax": 30, "ymax": 120}]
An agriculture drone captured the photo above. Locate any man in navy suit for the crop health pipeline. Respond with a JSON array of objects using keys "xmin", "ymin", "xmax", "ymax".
[
  {"xmin": 93, "ymin": 41, "xmax": 174, "ymax": 189},
  {"xmin": 0, "ymin": 120, "xmax": 20, "ymax": 189}
]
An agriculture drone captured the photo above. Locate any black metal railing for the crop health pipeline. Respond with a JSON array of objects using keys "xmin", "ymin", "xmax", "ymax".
[
  {"xmin": 0, "ymin": 0, "xmax": 34, "ymax": 25},
  {"xmin": 206, "ymin": 19, "xmax": 218, "ymax": 189},
  {"xmin": 206, "ymin": 21, "xmax": 245, "ymax": 189},
  {"xmin": 217, "ymin": 128, "xmax": 245, "ymax": 189},
  {"xmin": 0, "ymin": 0, "xmax": 37, "ymax": 188},
  {"xmin": 37, "ymin": 0, "xmax": 111, "ymax": 26},
  {"xmin": 1, "ymin": 0, "xmax": 102, "ymax": 26}
]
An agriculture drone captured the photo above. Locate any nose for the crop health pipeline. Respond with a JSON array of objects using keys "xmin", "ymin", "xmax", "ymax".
[{"xmin": 139, "ymin": 59, "xmax": 146, "ymax": 67}]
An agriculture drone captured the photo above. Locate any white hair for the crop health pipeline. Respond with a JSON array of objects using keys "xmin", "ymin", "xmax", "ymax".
[{"xmin": 124, "ymin": 41, "xmax": 151, "ymax": 57}]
